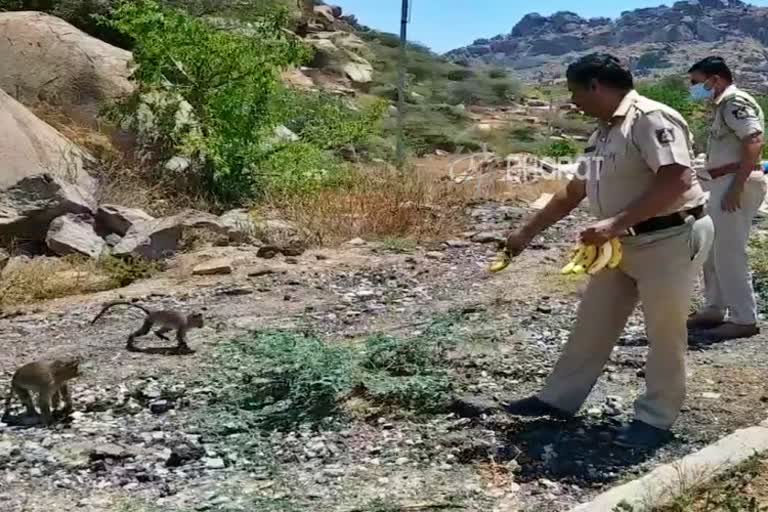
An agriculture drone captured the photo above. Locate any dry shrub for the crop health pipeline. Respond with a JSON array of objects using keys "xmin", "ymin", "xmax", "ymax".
[
  {"xmin": 0, "ymin": 254, "xmax": 161, "ymax": 307},
  {"xmin": 267, "ymin": 165, "xmax": 471, "ymax": 246},
  {"xmin": 0, "ymin": 256, "xmax": 112, "ymax": 307},
  {"xmin": 95, "ymin": 158, "xmax": 216, "ymax": 217},
  {"xmin": 30, "ymin": 102, "xmax": 216, "ymax": 217}
]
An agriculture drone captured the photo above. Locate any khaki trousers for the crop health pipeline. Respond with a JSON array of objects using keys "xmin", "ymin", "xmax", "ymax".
[
  {"xmin": 700, "ymin": 173, "xmax": 768, "ymax": 325},
  {"xmin": 537, "ymin": 215, "xmax": 715, "ymax": 429}
]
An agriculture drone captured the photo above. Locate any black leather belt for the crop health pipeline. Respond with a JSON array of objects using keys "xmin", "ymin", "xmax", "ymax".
[{"xmin": 625, "ymin": 205, "xmax": 705, "ymax": 236}]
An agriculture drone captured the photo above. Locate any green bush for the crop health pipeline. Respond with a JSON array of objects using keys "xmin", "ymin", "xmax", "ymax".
[
  {"xmin": 198, "ymin": 323, "xmax": 459, "ymax": 431},
  {"xmin": 102, "ymin": 0, "xmax": 384, "ymax": 204},
  {"xmin": 541, "ymin": 139, "xmax": 579, "ymax": 158},
  {"xmin": 489, "ymin": 68, "xmax": 509, "ymax": 79},
  {"xmin": 445, "ymin": 68, "xmax": 474, "ymax": 81},
  {"xmin": 636, "ymin": 75, "xmax": 698, "ymax": 119}
]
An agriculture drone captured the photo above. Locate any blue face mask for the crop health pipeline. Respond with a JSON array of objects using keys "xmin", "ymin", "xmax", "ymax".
[{"xmin": 689, "ymin": 81, "xmax": 715, "ymax": 102}]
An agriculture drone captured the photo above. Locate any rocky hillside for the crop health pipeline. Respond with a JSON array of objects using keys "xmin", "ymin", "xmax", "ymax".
[{"xmin": 446, "ymin": 0, "xmax": 768, "ymax": 91}]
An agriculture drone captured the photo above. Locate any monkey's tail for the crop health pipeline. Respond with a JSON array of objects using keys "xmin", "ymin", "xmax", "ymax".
[{"xmin": 90, "ymin": 301, "xmax": 151, "ymax": 325}]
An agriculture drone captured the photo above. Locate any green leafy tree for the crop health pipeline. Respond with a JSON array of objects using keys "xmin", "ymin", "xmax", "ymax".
[{"xmin": 103, "ymin": 0, "xmax": 313, "ymax": 203}]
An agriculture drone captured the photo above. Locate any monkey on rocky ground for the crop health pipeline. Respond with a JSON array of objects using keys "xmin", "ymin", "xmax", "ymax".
[
  {"xmin": 2, "ymin": 357, "xmax": 81, "ymax": 425},
  {"xmin": 90, "ymin": 301, "xmax": 204, "ymax": 354}
]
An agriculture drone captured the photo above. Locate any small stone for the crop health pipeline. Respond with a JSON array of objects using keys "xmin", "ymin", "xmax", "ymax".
[
  {"xmin": 192, "ymin": 258, "xmax": 234, "ymax": 276},
  {"xmin": 257, "ymin": 246, "xmax": 280, "ymax": 259},
  {"xmin": 150, "ymin": 400, "xmax": 174, "ymax": 414},
  {"xmin": 425, "ymin": 251, "xmax": 444, "ymax": 260},
  {"xmin": 204, "ymin": 458, "xmax": 226, "ymax": 470},
  {"xmin": 248, "ymin": 268, "xmax": 274, "ymax": 277},
  {"xmin": 445, "ymin": 240, "xmax": 471, "ymax": 248},
  {"xmin": 347, "ymin": 238, "xmax": 366, "ymax": 246},
  {"xmin": 450, "ymin": 395, "xmax": 499, "ymax": 418},
  {"xmin": 702, "ymin": 392, "xmax": 721, "ymax": 399},
  {"xmin": 322, "ymin": 467, "xmax": 346, "ymax": 477},
  {"xmin": 395, "ymin": 457, "xmax": 409, "ymax": 465},
  {"xmin": 471, "ymin": 232, "xmax": 505, "ymax": 244},
  {"xmin": 166, "ymin": 443, "xmax": 206, "ymax": 467}
]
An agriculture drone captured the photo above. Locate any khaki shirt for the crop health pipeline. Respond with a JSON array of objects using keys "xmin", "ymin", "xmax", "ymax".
[
  {"xmin": 579, "ymin": 90, "xmax": 706, "ymax": 219},
  {"xmin": 702, "ymin": 84, "xmax": 765, "ymax": 178}
]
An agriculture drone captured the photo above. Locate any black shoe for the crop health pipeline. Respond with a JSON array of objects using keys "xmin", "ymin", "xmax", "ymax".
[
  {"xmin": 613, "ymin": 420, "xmax": 672, "ymax": 449},
  {"xmin": 502, "ymin": 396, "xmax": 573, "ymax": 419}
]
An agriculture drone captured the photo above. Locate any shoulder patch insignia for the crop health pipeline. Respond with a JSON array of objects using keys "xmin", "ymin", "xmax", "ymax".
[
  {"xmin": 732, "ymin": 105, "xmax": 756, "ymax": 120},
  {"xmin": 656, "ymin": 127, "xmax": 675, "ymax": 144}
]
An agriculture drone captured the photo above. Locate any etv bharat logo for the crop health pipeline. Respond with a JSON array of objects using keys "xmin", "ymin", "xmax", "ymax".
[{"xmin": 446, "ymin": 144, "xmax": 605, "ymax": 187}]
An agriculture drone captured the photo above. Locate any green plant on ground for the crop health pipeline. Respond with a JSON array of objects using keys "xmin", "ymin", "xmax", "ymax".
[
  {"xmin": 540, "ymin": 139, "xmax": 579, "ymax": 158},
  {"xmin": 197, "ymin": 317, "xmax": 462, "ymax": 432},
  {"xmin": 645, "ymin": 454, "xmax": 768, "ymax": 512},
  {"xmin": 97, "ymin": 254, "xmax": 163, "ymax": 287},
  {"xmin": 750, "ymin": 235, "xmax": 768, "ymax": 316}
]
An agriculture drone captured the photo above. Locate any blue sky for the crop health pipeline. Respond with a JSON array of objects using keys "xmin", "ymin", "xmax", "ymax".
[{"xmin": 334, "ymin": 0, "xmax": 768, "ymax": 54}]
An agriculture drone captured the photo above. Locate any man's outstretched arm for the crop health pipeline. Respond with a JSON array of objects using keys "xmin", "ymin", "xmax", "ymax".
[{"xmin": 506, "ymin": 177, "xmax": 586, "ymax": 256}]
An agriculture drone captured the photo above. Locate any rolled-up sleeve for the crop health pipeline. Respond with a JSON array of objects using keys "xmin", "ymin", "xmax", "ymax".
[{"xmin": 631, "ymin": 110, "xmax": 692, "ymax": 172}]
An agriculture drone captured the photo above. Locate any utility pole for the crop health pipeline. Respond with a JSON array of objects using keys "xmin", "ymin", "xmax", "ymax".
[{"xmin": 395, "ymin": 0, "xmax": 410, "ymax": 171}]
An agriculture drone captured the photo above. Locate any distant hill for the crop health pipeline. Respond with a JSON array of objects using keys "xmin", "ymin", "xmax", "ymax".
[{"xmin": 445, "ymin": 0, "xmax": 768, "ymax": 91}]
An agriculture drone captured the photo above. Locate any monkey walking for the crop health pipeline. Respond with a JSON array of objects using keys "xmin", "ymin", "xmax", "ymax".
[
  {"xmin": 91, "ymin": 301, "xmax": 204, "ymax": 354},
  {"xmin": 3, "ymin": 357, "xmax": 81, "ymax": 425}
]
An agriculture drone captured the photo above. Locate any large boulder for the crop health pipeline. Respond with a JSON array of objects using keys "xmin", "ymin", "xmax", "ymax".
[
  {"xmin": 0, "ymin": 88, "xmax": 96, "ymax": 242},
  {"xmin": 112, "ymin": 216, "xmax": 184, "ymax": 261},
  {"xmin": 46, "ymin": 214, "xmax": 107, "ymax": 259},
  {"xmin": 0, "ymin": 11, "xmax": 134, "ymax": 127}
]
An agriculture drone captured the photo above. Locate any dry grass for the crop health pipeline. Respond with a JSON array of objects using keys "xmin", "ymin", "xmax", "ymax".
[
  {"xmin": 0, "ymin": 256, "xmax": 112, "ymax": 307},
  {"xmin": 266, "ymin": 165, "xmax": 472, "ymax": 246},
  {"xmin": 652, "ymin": 456, "xmax": 768, "ymax": 512},
  {"xmin": 30, "ymin": 103, "xmax": 215, "ymax": 217},
  {"xmin": 0, "ymin": 255, "xmax": 161, "ymax": 308}
]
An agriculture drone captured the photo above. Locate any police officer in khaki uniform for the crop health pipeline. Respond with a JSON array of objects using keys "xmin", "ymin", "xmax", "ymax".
[
  {"xmin": 686, "ymin": 57, "xmax": 767, "ymax": 342},
  {"xmin": 502, "ymin": 54, "xmax": 714, "ymax": 449}
]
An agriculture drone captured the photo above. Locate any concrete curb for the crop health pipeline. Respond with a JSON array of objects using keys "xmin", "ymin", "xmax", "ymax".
[{"xmin": 567, "ymin": 420, "xmax": 768, "ymax": 512}]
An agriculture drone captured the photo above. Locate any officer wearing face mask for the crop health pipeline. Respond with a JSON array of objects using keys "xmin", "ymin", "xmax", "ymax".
[{"xmin": 687, "ymin": 56, "xmax": 767, "ymax": 343}]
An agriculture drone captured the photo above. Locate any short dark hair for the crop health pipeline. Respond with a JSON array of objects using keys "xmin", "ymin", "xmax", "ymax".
[
  {"xmin": 688, "ymin": 56, "xmax": 733, "ymax": 82},
  {"xmin": 566, "ymin": 53, "xmax": 634, "ymax": 91}
]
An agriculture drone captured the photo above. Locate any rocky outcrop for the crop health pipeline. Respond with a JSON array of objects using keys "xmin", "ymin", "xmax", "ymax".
[
  {"xmin": 305, "ymin": 32, "xmax": 374, "ymax": 84},
  {"xmin": 0, "ymin": 88, "xmax": 96, "ymax": 242},
  {"xmin": 0, "ymin": 12, "xmax": 134, "ymax": 127},
  {"xmin": 110, "ymin": 209, "xmax": 258, "ymax": 261},
  {"xmin": 446, "ymin": 1, "xmax": 768, "ymax": 91}
]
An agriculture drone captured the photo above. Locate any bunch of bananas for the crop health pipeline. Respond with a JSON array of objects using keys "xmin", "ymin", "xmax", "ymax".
[{"xmin": 561, "ymin": 238, "xmax": 623, "ymax": 275}]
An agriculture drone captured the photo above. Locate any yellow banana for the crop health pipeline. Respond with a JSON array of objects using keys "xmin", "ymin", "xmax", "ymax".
[
  {"xmin": 572, "ymin": 244, "xmax": 597, "ymax": 274},
  {"xmin": 561, "ymin": 244, "xmax": 585, "ymax": 274},
  {"xmin": 607, "ymin": 238, "xmax": 623, "ymax": 269},
  {"xmin": 488, "ymin": 251, "xmax": 511, "ymax": 273},
  {"xmin": 587, "ymin": 241, "xmax": 613, "ymax": 275}
]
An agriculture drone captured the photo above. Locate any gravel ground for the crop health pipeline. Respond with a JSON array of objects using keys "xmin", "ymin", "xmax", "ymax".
[{"xmin": 1, "ymin": 201, "xmax": 767, "ymax": 512}]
